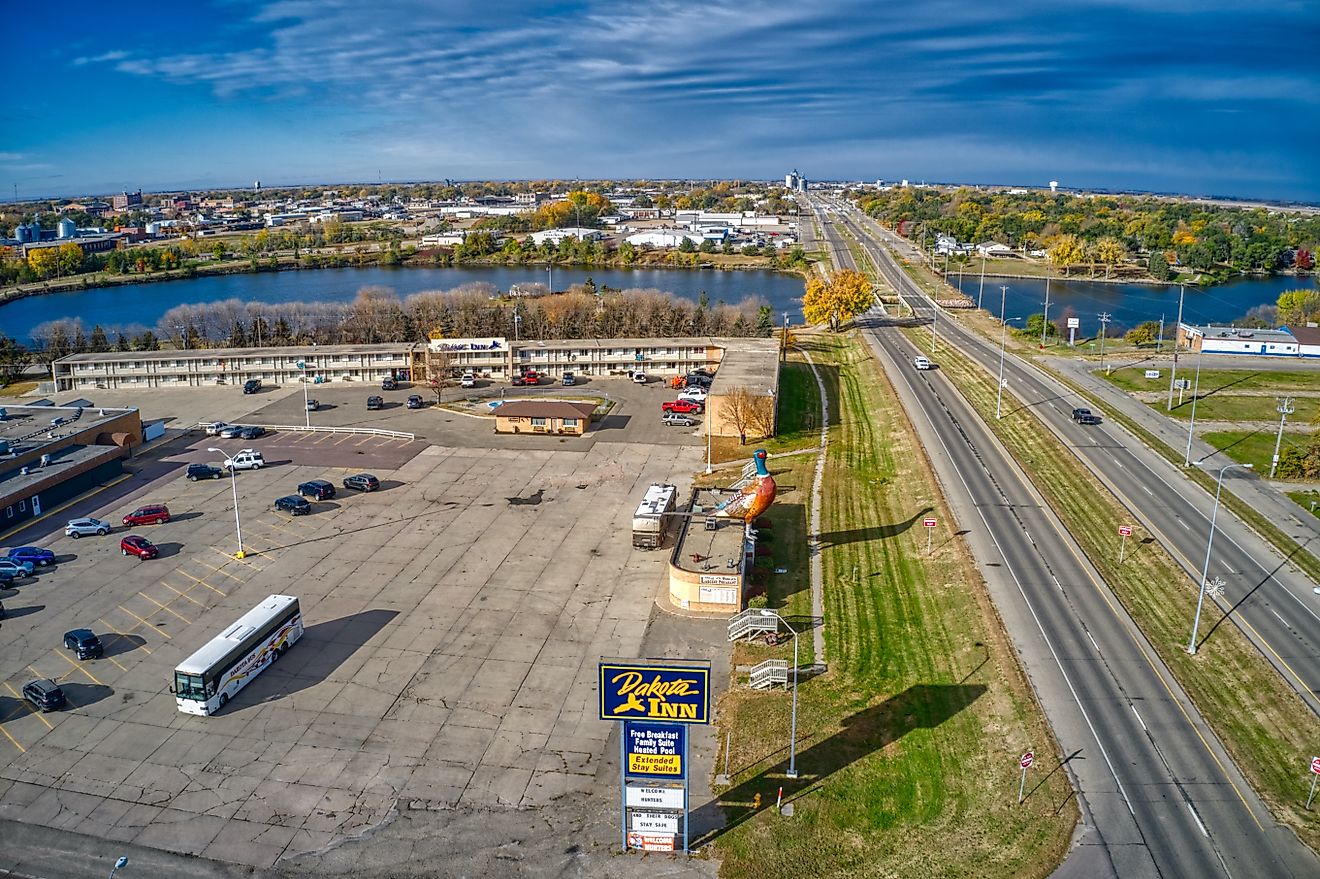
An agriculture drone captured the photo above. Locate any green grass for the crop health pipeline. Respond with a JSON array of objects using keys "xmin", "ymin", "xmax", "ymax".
[
  {"xmin": 1104, "ymin": 366, "xmax": 1320, "ymax": 395},
  {"xmin": 920, "ymin": 329, "xmax": 1320, "ymax": 852},
  {"xmin": 712, "ymin": 331, "xmax": 1074, "ymax": 879},
  {"xmin": 1160, "ymin": 396, "xmax": 1320, "ymax": 423},
  {"xmin": 1201, "ymin": 430, "xmax": 1316, "ymax": 476},
  {"xmin": 1287, "ymin": 490, "xmax": 1320, "ymax": 518}
]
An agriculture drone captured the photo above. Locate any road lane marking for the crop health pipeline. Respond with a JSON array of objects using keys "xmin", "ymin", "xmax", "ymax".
[
  {"xmin": 1187, "ymin": 802, "xmax": 1210, "ymax": 838},
  {"xmin": 1142, "ymin": 485, "xmax": 1154, "ymax": 496},
  {"xmin": 1270, "ymin": 608, "xmax": 1290, "ymax": 627},
  {"xmin": 137, "ymin": 593, "xmax": 192, "ymax": 625},
  {"xmin": 117, "ymin": 605, "xmax": 171, "ymax": 638},
  {"xmin": 1131, "ymin": 704, "xmax": 1148, "ymax": 732},
  {"xmin": 1087, "ymin": 631, "xmax": 1100, "ymax": 652}
]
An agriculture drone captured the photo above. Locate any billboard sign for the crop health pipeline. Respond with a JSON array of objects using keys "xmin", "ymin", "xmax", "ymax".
[
  {"xmin": 630, "ymin": 812, "xmax": 680, "ymax": 834},
  {"xmin": 599, "ymin": 660, "xmax": 711, "ymax": 724},
  {"xmin": 625, "ymin": 722, "xmax": 685, "ymax": 778},
  {"xmin": 626, "ymin": 784, "xmax": 685, "ymax": 810},
  {"xmin": 627, "ymin": 832, "xmax": 676, "ymax": 852}
]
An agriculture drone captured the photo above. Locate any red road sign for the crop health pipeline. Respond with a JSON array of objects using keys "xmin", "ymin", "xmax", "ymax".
[
  {"xmin": 1119, "ymin": 525, "xmax": 1133, "ymax": 537},
  {"xmin": 923, "ymin": 517, "xmax": 937, "ymax": 528},
  {"xmin": 1020, "ymin": 752, "xmax": 1034, "ymax": 769},
  {"xmin": 1311, "ymin": 756, "xmax": 1320, "ymax": 775}
]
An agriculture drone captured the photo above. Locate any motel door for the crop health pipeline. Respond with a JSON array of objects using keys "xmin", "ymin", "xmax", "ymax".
[{"xmin": 31, "ymin": 495, "xmax": 41, "ymax": 516}]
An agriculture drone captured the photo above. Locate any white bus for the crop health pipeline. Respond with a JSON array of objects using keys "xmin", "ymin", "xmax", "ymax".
[{"xmin": 172, "ymin": 594, "xmax": 303, "ymax": 715}]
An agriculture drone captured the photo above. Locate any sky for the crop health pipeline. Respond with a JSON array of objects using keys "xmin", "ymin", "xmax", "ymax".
[{"xmin": 3, "ymin": 1, "xmax": 1319, "ymax": 203}]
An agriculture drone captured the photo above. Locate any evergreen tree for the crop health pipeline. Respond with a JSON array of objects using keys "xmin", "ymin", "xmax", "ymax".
[
  {"xmin": 135, "ymin": 331, "xmax": 159, "ymax": 351},
  {"xmin": 88, "ymin": 325, "xmax": 110, "ymax": 352},
  {"xmin": 185, "ymin": 322, "xmax": 204, "ymax": 350},
  {"xmin": 73, "ymin": 328, "xmax": 88, "ymax": 352},
  {"xmin": 114, "ymin": 332, "xmax": 130, "ymax": 352},
  {"xmin": 228, "ymin": 320, "xmax": 249, "ymax": 348},
  {"xmin": 273, "ymin": 317, "xmax": 292, "ymax": 345},
  {"xmin": 1148, "ymin": 251, "xmax": 1172, "ymax": 281},
  {"xmin": 756, "ymin": 306, "xmax": 775, "ymax": 338}
]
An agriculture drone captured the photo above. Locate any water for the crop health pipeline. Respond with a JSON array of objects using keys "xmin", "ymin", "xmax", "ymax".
[
  {"xmin": 950, "ymin": 272, "xmax": 1319, "ymax": 335},
  {"xmin": 0, "ymin": 265, "xmax": 806, "ymax": 343}
]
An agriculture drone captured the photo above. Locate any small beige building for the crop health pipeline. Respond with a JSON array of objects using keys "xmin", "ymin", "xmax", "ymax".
[{"xmin": 492, "ymin": 400, "xmax": 595, "ymax": 436}]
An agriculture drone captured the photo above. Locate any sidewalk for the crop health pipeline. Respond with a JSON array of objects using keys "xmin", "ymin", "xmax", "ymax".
[{"xmin": 1046, "ymin": 355, "xmax": 1320, "ymax": 540}]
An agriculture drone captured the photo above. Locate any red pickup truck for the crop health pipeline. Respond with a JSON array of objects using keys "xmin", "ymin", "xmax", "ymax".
[
  {"xmin": 662, "ymin": 399, "xmax": 703, "ymax": 414},
  {"xmin": 513, "ymin": 370, "xmax": 539, "ymax": 386}
]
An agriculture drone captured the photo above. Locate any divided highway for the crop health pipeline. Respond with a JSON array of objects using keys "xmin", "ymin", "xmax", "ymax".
[{"xmin": 811, "ymin": 201, "xmax": 1319, "ymax": 877}]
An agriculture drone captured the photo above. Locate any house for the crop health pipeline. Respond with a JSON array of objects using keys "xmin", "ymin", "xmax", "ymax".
[
  {"xmin": 492, "ymin": 400, "xmax": 595, "ymax": 436},
  {"xmin": 1285, "ymin": 324, "xmax": 1320, "ymax": 357},
  {"xmin": 625, "ymin": 229, "xmax": 703, "ymax": 248},
  {"xmin": 529, "ymin": 227, "xmax": 603, "ymax": 246},
  {"xmin": 1178, "ymin": 323, "xmax": 1299, "ymax": 356},
  {"xmin": 976, "ymin": 241, "xmax": 1014, "ymax": 257}
]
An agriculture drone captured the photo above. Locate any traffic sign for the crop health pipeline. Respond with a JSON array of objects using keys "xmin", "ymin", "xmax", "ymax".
[
  {"xmin": 1020, "ymin": 751, "xmax": 1034, "ymax": 769},
  {"xmin": 923, "ymin": 517, "xmax": 937, "ymax": 528},
  {"xmin": 1119, "ymin": 525, "xmax": 1132, "ymax": 537},
  {"xmin": 1311, "ymin": 756, "xmax": 1320, "ymax": 775}
]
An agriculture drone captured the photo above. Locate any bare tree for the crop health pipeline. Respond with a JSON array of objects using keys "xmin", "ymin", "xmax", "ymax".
[
  {"xmin": 747, "ymin": 393, "xmax": 777, "ymax": 440},
  {"xmin": 721, "ymin": 386, "xmax": 757, "ymax": 444}
]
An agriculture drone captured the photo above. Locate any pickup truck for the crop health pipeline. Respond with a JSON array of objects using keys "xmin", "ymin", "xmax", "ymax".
[
  {"xmin": 223, "ymin": 449, "xmax": 266, "ymax": 471},
  {"xmin": 662, "ymin": 399, "xmax": 704, "ymax": 414}
]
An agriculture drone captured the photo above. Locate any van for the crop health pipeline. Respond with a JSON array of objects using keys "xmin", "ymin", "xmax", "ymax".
[
  {"xmin": 913, "ymin": 356, "xmax": 932, "ymax": 370},
  {"xmin": 632, "ymin": 371, "xmax": 648, "ymax": 385}
]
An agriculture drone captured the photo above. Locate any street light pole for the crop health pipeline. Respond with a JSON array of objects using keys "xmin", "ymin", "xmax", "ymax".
[
  {"xmin": 759, "ymin": 609, "xmax": 799, "ymax": 778},
  {"xmin": 1187, "ymin": 462, "xmax": 1252, "ymax": 654},
  {"xmin": 1040, "ymin": 275, "xmax": 1051, "ymax": 349},
  {"xmin": 995, "ymin": 286, "xmax": 1012, "ymax": 419},
  {"xmin": 1182, "ymin": 347, "xmax": 1203, "ymax": 467},
  {"xmin": 208, "ymin": 446, "xmax": 245, "ymax": 558},
  {"xmin": 1167, "ymin": 284, "xmax": 1186, "ymax": 411},
  {"xmin": 109, "ymin": 856, "xmax": 129, "ymax": 879},
  {"xmin": 298, "ymin": 360, "xmax": 310, "ymax": 427},
  {"xmin": 977, "ymin": 254, "xmax": 986, "ymax": 310},
  {"xmin": 1270, "ymin": 396, "xmax": 1296, "ymax": 478}
]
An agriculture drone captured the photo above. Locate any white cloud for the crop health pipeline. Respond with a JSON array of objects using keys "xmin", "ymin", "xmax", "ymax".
[{"xmin": 72, "ymin": 50, "xmax": 127, "ymax": 66}]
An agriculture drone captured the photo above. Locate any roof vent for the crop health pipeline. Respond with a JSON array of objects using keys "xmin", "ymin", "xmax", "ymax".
[{"xmin": 40, "ymin": 453, "xmax": 51, "ymax": 467}]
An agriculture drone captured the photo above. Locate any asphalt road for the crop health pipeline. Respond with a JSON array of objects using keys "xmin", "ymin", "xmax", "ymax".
[
  {"xmin": 831, "ymin": 200, "xmax": 1320, "ymax": 720},
  {"xmin": 812, "ymin": 201, "xmax": 1319, "ymax": 878}
]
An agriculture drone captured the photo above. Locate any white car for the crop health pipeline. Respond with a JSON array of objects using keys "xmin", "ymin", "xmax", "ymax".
[
  {"xmin": 460, "ymin": 372, "xmax": 476, "ymax": 388},
  {"xmin": 677, "ymin": 387, "xmax": 708, "ymax": 402},
  {"xmin": 65, "ymin": 517, "xmax": 113, "ymax": 538},
  {"xmin": 223, "ymin": 449, "xmax": 266, "ymax": 471},
  {"xmin": 632, "ymin": 371, "xmax": 648, "ymax": 384},
  {"xmin": 913, "ymin": 356, "xmax": 933, "ymax": 370},
  {"xmin": 203, "ymin": 421, "xmax": 231, "ymax": 436}
]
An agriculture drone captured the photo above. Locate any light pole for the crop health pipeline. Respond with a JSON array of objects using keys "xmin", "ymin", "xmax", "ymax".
[
  {"xmin": 759, "ymin": 609, "xmax": 799, "ymax": 778},
  {"xmin": 1187, "ymin": 462, "xmax": 1252, "ymax": 654},
  {"xmin": 1270, "ymin": 396, "xmax": 1296, "ymax": 478},
  {"xmin": 1040, "ymin": 276, "xmax": 1051, "ymax": 349},
  {"xmin": 1167, "ymin": 284, "xmax": 1186, "ymax": 411},
  {"xmin": 977, "ymin": 253, "xmax": 987, "ymax": 310},
  {"xmin": 297, "ymin": 360, "xmax": 310, "ymax": 427},
  {"xmin": 208, "ymin": 446, "xmax": 245, "ymax": 558},
  {"xmin": 547, "ymin": 265, "xmax": 553, "ymax": 294},
  {"xmin": 1182, "ymin": 347, "xmax": 1203, "ymax": 467},
  {"xmin": 995, "ymin": 286, "xmax": 1018, "ymax": 419},
  {"xmin": 109, "ymin": 856, "xmax": 129, "ymax": 879}
]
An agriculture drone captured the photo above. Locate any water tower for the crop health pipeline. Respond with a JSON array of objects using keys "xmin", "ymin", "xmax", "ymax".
[{"xmin": 1049, "ymin": 180, "xmax": 1059, "ymax": 193}]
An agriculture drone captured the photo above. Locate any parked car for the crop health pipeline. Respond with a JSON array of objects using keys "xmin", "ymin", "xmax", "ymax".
[
  {"xmin": 242, "ymin": 379, "xmax": 262, "ymax": 394},
  {"xmin": 407, "ymin": 394, "xmax": 425, "ymax": 409},
  {"xmin": 186, "ymin": 463, "xmax": 225, "ymax": 481},
  {"xmin": 460, "ymin": 372, "xmax": 476, "ymax": 388},
  {"xmin": 63, "ymin": 629, "xmax": 103, "ymax": 660},
  {"xmin": 298, "ymin": 479, "xmax": 336, "ymax": 500},
  {"xmin": 521, "ymin": 370, "xmax": 540, "ymax": 385},
  {"xmin": 685, "ymin": 373, "xmax": 713, "ymax": 387},
  {"xmin": 690, "ymin": 368, "xmax": 715, "ymax": 379},
  {"xmin": 662, "ymin": 399, "xmax": 704, "ymax": 415},
  {"xmin": 8, "ymin": 546, "xmax": 55, "ymax": 567},
  {"xmin": 676, "ymin": 387, "xmax": 708, "ymax": 403},
  {"xmin": 123, "ymin": 504, "xmax": 170, "ymax": 526},
  {"xmin": 0, "ymin": 570, "xmax": 13, "ymax": 586},
  {"xmin": 662, "ymin": 413, "xmax": 699, "ymax": 427},
  {"xmin": 204, "ymin": 421, "xmax": 231, "ymax": 436},
  {"xmin": 632, "ymin": 371, "xmax": 649, "ymax": 384},
  {"xmin": 367, "ymin": 395, "xmax": 384, "ymax": 410},
  {"xmin": 22, "ymin": 679, "xmax": 66, "ymax": 712},
  {"xmin": 219, "ymin": 424, "xmax": 246, "ymax": 438},
  {"xmin": 120, "ymin": 535, "xmax": 159, "ymax": 559},
  {"xmin": 306, "ymin": 398, "xmax": 320, "ymax": 411},
  {"xmin": 65, "ymin": 517, "xmax": 113, "ymax": 538},
  {"xmin": 0, "ymin": 558, "xmax": 33, "ymax": 579},
  {"xmin": 238, "ymin": 425, "xmax": 266, "ymax": 440},
  {"xmin": 342, "ymin": 473, "xmax": 380, "ymax": 492},
  {"xmin": 274, "ymin": 495, "xmax": 311, "ymax": 515},
  {"xmin": 1078, "ymin": 413, "xmax": 1103, "ymax": 426},
  {"xmin": 913, "ymin": 356, "xmax": 933, "ymax": 370},
  {"xmin": 561, "ymin": 371, "xmax": 576, "ymax": 386},
  {"xmin": 511, "ymin": 373, "xmax": 528, "ymax": 387},
  {"xmin": 222, "ymin": 450, "xmax": 265, "ymax": 471},
  {"xmin": 382, "ymin": 377, "xmax": 398, "ymax": 391},
  {"xmin": 1071, "ymin": 407, "xmax": 1093, "ymax": 422}
]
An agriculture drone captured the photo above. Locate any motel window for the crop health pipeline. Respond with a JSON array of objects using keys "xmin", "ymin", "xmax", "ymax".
[
  {"xmin": 532, "ymin": 417, "xmax": 547, "ymax": 427},
  {"xmin": 18, "ymin": 500, "xmax": 25, "ymax": 511},
  {"xmin": 563, "ymin": 418, "xmax": 578, "ymax": 427}
]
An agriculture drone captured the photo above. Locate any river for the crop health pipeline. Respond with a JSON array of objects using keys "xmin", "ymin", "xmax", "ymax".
[{"xmin": 0, "ymin": 265, "xmax": 807, "ymax": 344}]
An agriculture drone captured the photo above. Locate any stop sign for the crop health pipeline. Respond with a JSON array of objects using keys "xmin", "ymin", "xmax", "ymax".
[{"xmin": 1020, "ymin": 752, "xmax": 1034, "ymax": 769}]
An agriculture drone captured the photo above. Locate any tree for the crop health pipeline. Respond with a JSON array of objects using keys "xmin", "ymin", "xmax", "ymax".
[
  {"xmin": 1296, "ymin": 248, "xmax": 1314, "ymax": 271},
  {"xmin": 0, "ymin": 334, "xmax": 29, "ymax": 386},
  {"xmin": 57, "ymin": 242, "xmax": 84, "ymax": 275},
  {"xmin": 1277, "ymin": 289, "xmax": 1320, "ymax": 326},
  {"xmin": 227, "ymin": 320, "xmax": 249, "ymax": 348},
  {"xmin": 678, "ymin": 237, "xmax": 697, "ymax": 253},
  {"xmin": 1047, "ymin": 235, "xmax": 1085, "ymax": 276},
  {"xmin": 1125, "ymin": 321, "xmax": 1161, "ymax": 346},
  {"xmin": 1092, "ymin": 237, "xmax": 1127, "ymax": 279},
  {"xmin": 114, "ymin": 332, "xmax": 131, "ymax": 352},
  {"xmin": 721, "ymin": 386, "xmax": 769, "ymax": 444},
  {"xmin": 1148, "ymin": 251, "xmax": 1172, "ymax": 281},
  {"xmin": 803, "ymin": 269, "xmax": 873, "ymax": 331},
  {"xmin": 27, "ymin": 247, "xmax": 60, "ymax": 279},
  {"xmin": 88, "ymin": 325, "xmax": 109, "ymax": 353},
  {"xmin": 755, "ymin": 306, "xmax": 775, "ymax": 338},
  {"xmin": 1024, "ymin": 313, "xmax": 1058, "ymax": 339}
]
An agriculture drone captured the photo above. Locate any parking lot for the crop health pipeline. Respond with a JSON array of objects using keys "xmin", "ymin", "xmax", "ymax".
[{"xmin": 0, "ymin": 377, "xmax": 710, "ymax": 871}]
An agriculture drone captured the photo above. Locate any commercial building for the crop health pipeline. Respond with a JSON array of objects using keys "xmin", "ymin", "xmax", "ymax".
[
  {"xmin": 492, "ymin": 400, "xmax": 595, "ymax": 436},
  {"xmin": 0, "ymin": 403, "xmax": 142, "ymax": 534},
  {"xmin": 1177, "ymin": 324, "xmax": 1300, "ymax": 356},
  {"xmin": 666, "ymin": 486, "xmax": 756, "ymax": 612}
]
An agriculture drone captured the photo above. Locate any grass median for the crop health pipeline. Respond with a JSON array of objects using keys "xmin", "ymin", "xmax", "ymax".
[
  {"xmin": 709, "ymin": 330, "xmax": 1075, "ymax": 879},
  {"xmin": 916, "ymin": 326, "xmax": 1320, "ymax": 852}
]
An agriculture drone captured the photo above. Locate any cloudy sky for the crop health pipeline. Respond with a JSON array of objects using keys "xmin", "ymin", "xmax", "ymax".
[{"xmin": 4, "ymin": 1, "xmax": 1318, "ymax": 201}]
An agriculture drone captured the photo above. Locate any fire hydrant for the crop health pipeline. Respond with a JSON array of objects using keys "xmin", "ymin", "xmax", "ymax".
[{"xmin": 753, "ymin": 793, "xmax": 762, "ymax": 810}]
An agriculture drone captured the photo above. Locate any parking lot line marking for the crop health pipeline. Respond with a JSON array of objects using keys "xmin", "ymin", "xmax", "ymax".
[
  {"xmin": 175, "ymin": 569, "xmax": 227, "ymax": 596},
  {"xmin": 17, "ymin": 676, "xmax": 56, "ymax": 730},
  {"xmin": 334, "ymin": 434, "xmax": 356, "ymax": 445},
  {"xmin": 310, "ymin": 433, "xmax": 335, "ymax": 444},
  {"xmin": 137, "ymin": 593, "xmax": 192, "ymax": 625},
  {"xmin": 52, "ymin": 650, "xmax": 106, "ymax": 686},
  {"xmin": 194, "ymin": 561, "xmax": 242, "ymax": 583},
  {"xmin": 159, "ymin": 580, "xmax": 206, "ymax": 607},
  {"xmin": 0, "ymin": 723, "xmax": 24, "ymax": 753},
  {"xmin": 96, "ymin": 620, "xmax": 152, "ymax": 655},
  {"xmin": 117, "ymin": 605, "xmax": 172, "ymax": 639},
  {"xmin": 208, "ymin": 545, "xmax": 263, "ymax": 569}
]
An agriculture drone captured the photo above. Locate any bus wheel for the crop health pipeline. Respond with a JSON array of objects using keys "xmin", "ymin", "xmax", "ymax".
[
  {"xmin": 219, "ymin": 694, "xmax": 228, "ymax": 708},
  {"xmin": 271, "ymin": 645, "xmax": 283, "ymax": 661}
]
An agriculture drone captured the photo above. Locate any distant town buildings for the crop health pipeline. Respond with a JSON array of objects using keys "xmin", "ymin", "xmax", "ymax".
[
  {"xmin": 111, "ymin": 190, "xmax": 143, "ymax": 211},
  {"xmin": 784, "ymin": 169, "xmax": 808, "ymax": 192}
]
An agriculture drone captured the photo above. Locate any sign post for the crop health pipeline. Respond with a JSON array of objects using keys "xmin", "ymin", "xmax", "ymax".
[
  {"xmin": 1308, "ymin": 757, "xmax": 1320, "ymax": 809},
  {"xmin": 1119, "ymin": 525, "xmax": 1132, "ymax": 563},
  {"xmin": 923, "ymin": 516, "xmax": 937, "ymax": 554},
  {"xmin": 1018, "ymin": 751, "xmax": 1034, "ymax": 805},
  {"xmin": 1067, "ymin": 317, "xmax": 1080, "ymax": 347},
  {"xmin": 602, "ymin": 659, "xmax": 711, "ymax": 855}
]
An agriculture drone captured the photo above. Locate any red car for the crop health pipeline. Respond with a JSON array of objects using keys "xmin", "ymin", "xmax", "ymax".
[
  {"xmin": 123, "ymin": 504, "xmax": 170, "ymax": 526},
  {"xmin": 662, "ymin": 399, "xmax": 704, "ymax": 415},
  {"xmin": 120, "ymin": 535, "xmax": 159, "ymax": 560}
]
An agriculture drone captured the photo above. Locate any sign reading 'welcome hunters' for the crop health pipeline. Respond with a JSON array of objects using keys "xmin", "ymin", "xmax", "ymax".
[{"xmin": 599, "ymin": 659, "xmax": 712, "ymax": 724}]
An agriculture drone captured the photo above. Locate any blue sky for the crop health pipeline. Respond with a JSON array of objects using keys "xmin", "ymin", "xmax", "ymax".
[{"xmin": 4, "ymin": 1, "xmax": 1318, "ymax": 202}]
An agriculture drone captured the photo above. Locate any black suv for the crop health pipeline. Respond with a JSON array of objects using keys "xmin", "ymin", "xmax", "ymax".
[
  {"xmin": 382, "ymin": 377, "xmax": 398, "ymax": 390},
  {"xmin": 343, "ymin": 473, "xmax": 380, "ymax": 492},
  {"xmin": 23, "ymin": 679, "xmax": 66, "ymax": 712},
  {"xmin": 64, "ymin": 629, "xmax": 104, "ymax": 660},
  {"xmin": 275, "ymin": 495, "xmax": 311, "ymax": 515},
  {"xmin": 1070, "ymin": 407, "xmax": 1092, "ymax": 422},
  {"xmin": 367, "ymin": 395, "xmax": 384, "ymax": 410},
  {"xmin": 187, "ymin": 463, "xmax": 225, "ymax": 481},
  {"xmin": 298, "ymin": 479, "xmax": 336, "ymax": 500},
  {"xmin": 243, "ymin": 379, "xmax": 262, "ymax": 394},
  {"xmin": 407, "ymin": 394, "xmax": 424, "ymax": 409},
  {"xmin": 1078, "ymin": 413, "xmax": 1103, "ymax": 426}
]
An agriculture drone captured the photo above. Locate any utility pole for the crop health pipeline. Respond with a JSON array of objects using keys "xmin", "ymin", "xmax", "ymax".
[
  {"xmin": 1097, "ymin": 312, "xmax": 1112, "ymax": 374},
  {"xmin": 1271, "ymin": 396, "xmax": 1296, "ymax": 478},
  {"xmin": 1167, "ymin": 284, "xmax": 1185, "ymax": 410},
  {"xmin": 977, "ymin": 254, "xmax": 987, "ymax": 310},
  {"xmin": 1040, "ymin": 276, "xmax": 1051, "ymax": 349},
  {"xmin": 1183, "ymin": 348, "xmax": 1203, "ymax": 467},
  {"xmin": 1157, "ymin": 313, "xmax": 1165, "ymax": 353},
  {"xmin": 781, "ymin": 312, "xmax": 789, "ymax": 362}
]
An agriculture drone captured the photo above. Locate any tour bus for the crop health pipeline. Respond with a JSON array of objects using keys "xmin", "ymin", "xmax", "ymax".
[{"xmin": 172, "ymin": 594, "xmax": 303, "ymax": 715}]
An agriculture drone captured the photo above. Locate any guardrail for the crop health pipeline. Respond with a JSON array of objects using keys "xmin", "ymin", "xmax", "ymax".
[{"xmin": 194, "ymin": 422, "xmax": 415, "ymax": 441}]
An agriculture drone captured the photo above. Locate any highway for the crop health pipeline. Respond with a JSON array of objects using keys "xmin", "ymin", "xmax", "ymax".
[
  {"xmin": 830, "ymin": 199, "xmax": 1320, "ymax": 719},
  {"xmin": 811, "ymin": 200, "xmax": 1319, "ymax": 877}
]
